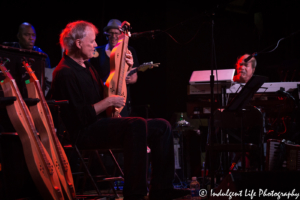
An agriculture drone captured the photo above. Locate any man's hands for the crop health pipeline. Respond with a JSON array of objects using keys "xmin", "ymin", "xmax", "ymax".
[
  {"xmin": 126, "ymin": 68, "xmax": 137, "ymax": 84},
  {"xmin": 106, "ymin": 95, "xmax": 125, "ymax": 108},
  {"xmin": 93, "ymin": 95, "xmax": 125, "ymax": 115},
  {"xmin": 125, "ymin": 50, "xmax": 134, "ymax": 68},
  {"xmin": 125, "ymin": 50, "xmax": 138, "ymax": 84}
]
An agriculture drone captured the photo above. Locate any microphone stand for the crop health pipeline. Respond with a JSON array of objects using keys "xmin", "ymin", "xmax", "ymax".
[
  {"xmin": 203, "ymin": 8, "xmax": 217, "ymax": 196},
  {"xmin": 209, "ymin": 11, "xmax": 216, "ymax": 192},
  {"xmin": 245, "ymin": 29, "xmax": 300, "ymax": 62}
]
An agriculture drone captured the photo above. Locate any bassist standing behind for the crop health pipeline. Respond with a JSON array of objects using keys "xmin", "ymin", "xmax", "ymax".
[{"xmin": 90, "ymin": 19, "xmax": 138, "ymax": 117}]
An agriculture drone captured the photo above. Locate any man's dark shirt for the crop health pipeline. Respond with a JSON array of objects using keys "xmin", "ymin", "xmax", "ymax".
[{"xmin": 51, "ymin": 54, "xmax": 106, "ymax": 135}]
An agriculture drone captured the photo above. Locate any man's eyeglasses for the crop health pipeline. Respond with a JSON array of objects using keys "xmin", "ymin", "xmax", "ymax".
[{"xmin": 107, "ymin": 32, "xmax": 121, "ymax": 37}]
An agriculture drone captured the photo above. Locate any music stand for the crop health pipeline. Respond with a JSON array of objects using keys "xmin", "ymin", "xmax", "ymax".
[
  {"xmin": 189, "ymin": 69, "xmax": 235, "ymax": 85},
  {"xmin": 226, "ymin": 75, "xmax": 267, "ymax": 111},
  {"xmin": 189, "ymin": 69, "xmax": 235, "ymax": 106},
  {"xmin": 220, "ymin": 75, "xmax": 267, "ymax": 172}
]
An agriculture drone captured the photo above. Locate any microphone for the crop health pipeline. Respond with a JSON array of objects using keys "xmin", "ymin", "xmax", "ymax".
[
  {"xmin": 244, "ymin": 52, "xmax": 257, "ymax": 63},
  {"xmin": 130, "ymin": 30, "xmax": 160, "ymax": 39},
  {"xmin": 276, "ymin": 89, "xmax": 296, "ymax": 102}
]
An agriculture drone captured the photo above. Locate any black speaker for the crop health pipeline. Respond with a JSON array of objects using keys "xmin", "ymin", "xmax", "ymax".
[
  {"xmin": 0, "ymin": 44, "xmax": 46, "ymax": 98},
  {"xmin": 209, "ymin": 171, "xmax": 300, "ymax": 200}
]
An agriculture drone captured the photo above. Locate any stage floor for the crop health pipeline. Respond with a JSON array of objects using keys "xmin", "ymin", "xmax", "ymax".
[{"xmin": 78, "ymin": 190, "xmax": 193, "ymax": 200}]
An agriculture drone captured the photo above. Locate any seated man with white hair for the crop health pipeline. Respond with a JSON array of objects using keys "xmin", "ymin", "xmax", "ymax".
[{"xmin": 51, "ymin": 20, "xmax": 189, "ymax": 200}]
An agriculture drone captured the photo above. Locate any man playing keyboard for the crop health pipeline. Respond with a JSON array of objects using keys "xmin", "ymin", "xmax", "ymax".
[{"xmin": 233, "ymin": 54, "xmax": 257, "ymax": 83}]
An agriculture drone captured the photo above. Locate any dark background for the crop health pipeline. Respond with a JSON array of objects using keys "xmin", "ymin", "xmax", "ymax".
[{"xmin": 1, "ymin": 0, "xmax": 300, "ymax": 121}]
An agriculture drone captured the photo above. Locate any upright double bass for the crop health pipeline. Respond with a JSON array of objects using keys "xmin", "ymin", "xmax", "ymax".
[
  {"xmin": 0, "ymin": 59, "xmax": 63, "ymax": 200},
  {"xmin": 105, "ymin": 21, "xmax": 131, "ymax": 117}
]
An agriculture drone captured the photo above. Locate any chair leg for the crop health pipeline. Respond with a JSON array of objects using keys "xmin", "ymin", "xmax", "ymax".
[
  {"xmin": 80, "ymin": 152, "xmax": 94, "ymax": 194},
  {"xmin": 74, "ymin": 145, "xmax": 102, "ymax": 197},
  {"xmin": 74, "ymin": 150, "xmax": 85, "ymax": 194},
  {"xmin": 109, "ymin": 149, "xmax": 124, "ymax": 177},
  {"xmin": 94, "ymin": 150, "xmax": 120, "ymax": 198}
]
